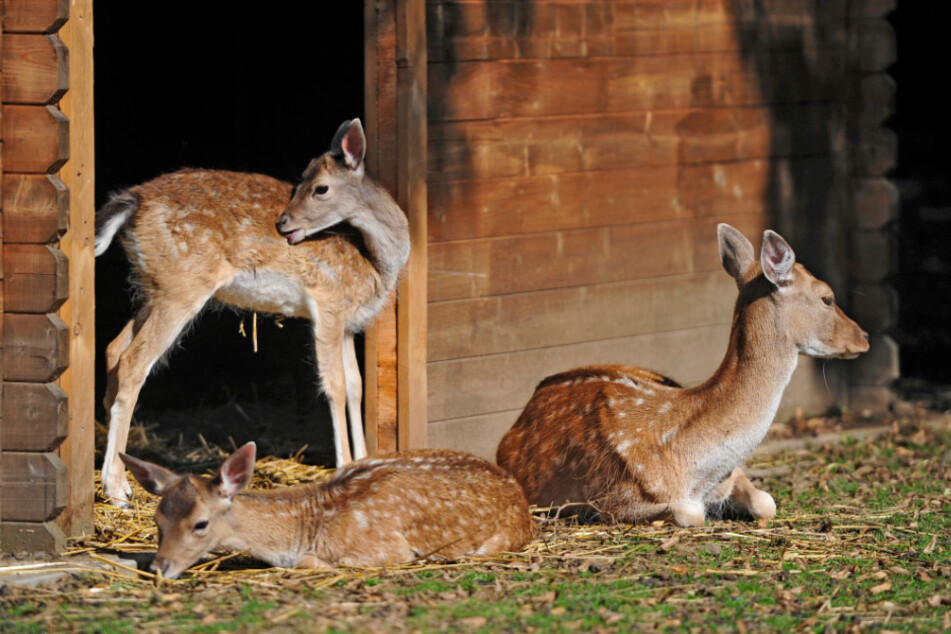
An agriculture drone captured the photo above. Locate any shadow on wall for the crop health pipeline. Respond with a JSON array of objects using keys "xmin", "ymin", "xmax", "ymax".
[{"xmin": 729, "ymin": 0, "xmax": 850, "ymax": 298}]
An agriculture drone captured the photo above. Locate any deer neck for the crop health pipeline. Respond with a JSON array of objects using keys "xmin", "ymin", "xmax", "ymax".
[
  {"xmin": 218, "ymin": 490, "xmax": 324, "ymax": 568},
  {"xmin": 693, "ymin": 296, "xmax": 799, "ymax": 454},
  {"xmin": 348, "ymin": 184, "xmax": 410, "ymax": 294}
]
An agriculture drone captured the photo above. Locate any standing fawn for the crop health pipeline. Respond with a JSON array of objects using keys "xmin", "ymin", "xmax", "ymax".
[
  {"xmin": 96, "ymin": 119, "xmax": 410, "ymax": 504},
  {"xmin": 497, "ymin": 224, "xmax": 869, "ymax": 527},
  {"xmin": 119, "ymin": 444, "xmax": 535, "ymax": 579}
]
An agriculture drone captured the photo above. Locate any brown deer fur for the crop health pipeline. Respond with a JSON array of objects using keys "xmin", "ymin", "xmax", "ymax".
[
  {"xmin": 497, "ymin": 224, "xmax": 869, "ymax": 527},
  {"xmin": 120, "ymin": 444, "xmax": 535, "ymax": 579},
  {"xmin": 96, "ymin": 120, "xmax": 409, "ymax": 504}
]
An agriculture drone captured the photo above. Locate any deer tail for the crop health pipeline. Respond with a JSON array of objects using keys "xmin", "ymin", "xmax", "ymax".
[{"xmin": 95, "ymin": 191, "xmax": 139, "ymax": 256}]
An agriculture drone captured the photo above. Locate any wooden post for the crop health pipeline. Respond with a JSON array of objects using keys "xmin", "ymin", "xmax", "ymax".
[
  {"xmin": 395, "ymin": 0, "xmax": 427, "ymax": 451},
  {"xmin": 55, "ymin": 0, "xmax": 95, "ymax": 539},
  {"xmin": 0, "ymin": 0, "xmax": 91, "ymax": 550},
  {"xmin": 364, "ymin": 0, "xmax": 427, "ymax": 453}
]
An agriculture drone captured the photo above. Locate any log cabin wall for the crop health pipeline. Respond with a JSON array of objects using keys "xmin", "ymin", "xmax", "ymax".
[
  {"xmin": 0, "ymin": 0, "xmax": 95, "ymax": 550},
  {"xmin": 425, "ymin": 0, "xmax": 897, "ymax": 459}
]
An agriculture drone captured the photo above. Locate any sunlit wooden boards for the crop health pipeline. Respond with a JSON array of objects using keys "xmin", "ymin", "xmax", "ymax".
[
  {"xmin": 425, "ymin": 0, "xmax": 898, "ymax": 458},
  {"xmin": 1, "ymin": 0, "xmax": 94, "ymax": 551}
]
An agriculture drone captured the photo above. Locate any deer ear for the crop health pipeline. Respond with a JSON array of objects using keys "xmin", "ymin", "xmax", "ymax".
[
  {"xmin": 215, "ymin": 442, "xmax": 256, "ymax": 499},
  {"xmin": 331, "ymin": 119, "xmax": 366, "ymax": 176},
  {"xmin": 761, "ymin": 230, "xmax": 796, "ymax": 289},
  {"xmin": 718, "ymin": 224, "xmax": 755, "ymax": 287},
  {"xmin": 119, "ymin": 453, "xmax": 179, "ymax": 496}
]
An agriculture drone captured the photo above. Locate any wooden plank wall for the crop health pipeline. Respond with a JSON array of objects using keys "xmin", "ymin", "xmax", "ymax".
[
  {"xmin": 0, "ymin": 0, "xmax": 74, "ymax": 550},
  {"xmin": 425, "ymin": 0, "xmax": 896, "ymax": 460}
]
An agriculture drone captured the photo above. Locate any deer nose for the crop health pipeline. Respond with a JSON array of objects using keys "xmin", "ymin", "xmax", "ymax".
[
  {"xmin": 150, "ymin": 556, "xmax": 171, "ymax": 576},
  {"xmin": 276, "ymin": 214, "xmax": 289, "ymax": 232}
]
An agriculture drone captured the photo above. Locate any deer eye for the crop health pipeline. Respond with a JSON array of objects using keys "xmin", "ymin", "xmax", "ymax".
[
  {"xmin": 313, "ymin": 185, "xmax": 329, "ymax": 196},
  {"xmin": 193, "ymin": 520, "xmax": 209, "ymax": 532},
  {"xmin": 821, "ymin": 296, "xmax": 834, "ymax": 307}
]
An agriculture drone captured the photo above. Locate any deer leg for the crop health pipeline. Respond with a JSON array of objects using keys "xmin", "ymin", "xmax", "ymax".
[
  {"xmin": 100, "ymin": 296, "xmax": 209, "ymax": 504},
  {"xmin": 103, "ymin": 318, "xmax": 136, "ymax": 415},
  {"xmin": 342, "ymin": 333, "xmax": 367, "ymax": 460},
  {"xmin": 705, "ymin": 467, "xmax": 776, "ymax": 521},
  {"xmin": 606, "ymin": 500, "xmax": 706, "ymax": 527},
  {"xmin": 314, "ymin": 323, "xmax": 352, "ymax": 466}
]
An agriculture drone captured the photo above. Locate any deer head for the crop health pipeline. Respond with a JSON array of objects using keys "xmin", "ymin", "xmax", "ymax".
[
  {"xmin": 717, "ymin": 224, "xmax": 869, "ymax": 360},
  {"xmin": 276, "ymin": 118, "xmax": 368, "ymax": 245},
  {"xmin": 119, "ymin": 442, "xmax": 257, "ymax": 579}
]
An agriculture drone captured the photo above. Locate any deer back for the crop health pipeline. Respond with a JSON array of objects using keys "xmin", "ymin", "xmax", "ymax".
[
  {"xmin": 311, "ymin": 449, "xmax": 535, "ymax": 566},
  {"xmin": 112, "ymin": 169, "xmax": 381, "ymax": 324}
]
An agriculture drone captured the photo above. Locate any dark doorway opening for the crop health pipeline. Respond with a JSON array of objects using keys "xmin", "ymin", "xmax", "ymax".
[
  {"xmin": 93, "ymin": 2, "xmax": 364, "ymax": 465},
  {"xmin": 890, "ymin": 6, "xmax": 951, "ymax": 389}
]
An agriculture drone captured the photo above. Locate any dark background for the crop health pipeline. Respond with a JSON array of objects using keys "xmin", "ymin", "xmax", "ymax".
[
  {"xmin": 93, "ymin": 2, "xmax": 365, "ymax": 461},
  {"xmin": 889, "ymin": 6, "xmax": 951, "ymax": 387}
]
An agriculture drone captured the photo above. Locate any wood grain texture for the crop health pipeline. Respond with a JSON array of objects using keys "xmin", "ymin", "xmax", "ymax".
[
  {"xmin": 396, "ymin": 0, "xmax": 429, "ymax": 450},
  {"xmin": 427, "ymin": 158, "xmax": 831, "ymax": 243},
  {"xmin": 428, "ymin": 213, "xmax": 764, "ymax": 302},
  {"xmin": 426, "ymin": 1, "xmax": 891, "ymax": 63},
  {"xmin": 0, "ymin": 520, "xmax": 66, "ymax": 551},
  {"xmin": 0, "ymin": 451, "xmax": 67, "ymax": 521},
  {"xmin": 429, "ymin": 51, "xmax": 839, "ymax": 122},
  {"xmin": 428, "ymin": 271, "xmax": 737, "ymax": 362},
  {"xmin": 55, "ymin": 0, "xmax": 96, "ymax": 538},
  {"xmin": 427, "ymin": 105, "xmax": 832, "ymax": 182},
  {"xmin": 2, "ymin": 105, "xmax": 69, "ymax": 173},
  {"xmin": 2, "ymin": 0, "xmax": 69, "ymax": 34},
  {"xmin": 2, "ymin": 313, "xmax": 69, "ymax": 383},
  {"xmin": 1, "ymin": 383, "xmax": 68, "ymax": 452},
  {"xmin": 1, "ymin": 174, "xmax": 69, "ymax": 243},
  {"xmin": 2, "ymin": 244, "xmax": 69, "ymax": 313},
  {"xmin": 428, "ymin": 323, "xmax": 731, "ymax": 422},
  {"xmin": 363, "ymin": 0, "xmax": 401, "ymax": 454},
  {"xmin": 1, "ymin": 33, "xmax": 68, "ymax": 104}
]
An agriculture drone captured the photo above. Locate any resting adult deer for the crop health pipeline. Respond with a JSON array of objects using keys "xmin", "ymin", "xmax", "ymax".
[
  {"xmin": 497, "ymin": 224, "xmax": 869, "ymax": 527},
  {"xmin": 119, "ymin": 443, "xmax": 534, "ymax": 579},
  {"xmin": 96, "ymin": 119, "xmax": 410, "ymax": 504}
]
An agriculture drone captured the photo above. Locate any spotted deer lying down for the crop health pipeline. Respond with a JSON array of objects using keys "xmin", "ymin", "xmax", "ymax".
[
  {"xmin": 96, "ymin": 119, "xmax": 410, "ymax": 505},
  {"xmin": 497, "ymin": 224, "xmax": 869, "ymax": 527},
  {"xmin": 120, "ymin": 444, "xmax": 534, "ymax": 579}
]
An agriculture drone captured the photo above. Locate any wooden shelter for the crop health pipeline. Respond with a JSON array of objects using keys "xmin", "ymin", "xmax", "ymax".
[{"xmin": 0, "ymin": 0, "xmax": 897, "ymax": 550}]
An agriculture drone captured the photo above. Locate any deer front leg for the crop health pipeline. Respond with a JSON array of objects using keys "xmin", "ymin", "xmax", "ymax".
[
  {"xmin": 314, "ymin": 323, "xmax": 352, "ymax": 466},
  {"xmin": 342, "ymin": 333, "xmax": 367, "ymax": 460},
  {"xmin": 605, "ymin": 500, "xmax": 706, "ymax": 527},
  {"xmin": 705, "ymin": 467, "xmax": 776, "ymax": 521}
]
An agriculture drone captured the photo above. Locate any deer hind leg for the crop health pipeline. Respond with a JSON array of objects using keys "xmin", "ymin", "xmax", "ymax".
[
  {"xmin": 103, "ymin": 319, "xmax": 136, "ymax": 416},
  {"xmin": 313, "ymin": 321, "xmax": 352, "ymax": 466},
  {"xmin": 705, "ymin": 467, "xmax": 776, "ymax": 521},
  {"xmin": 342, "ymin": 333, "xmax": 366, "ymax": 460},
  {"xmin": 100, "ymin": 295, "xmax": 211, "ymax": 504}
]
